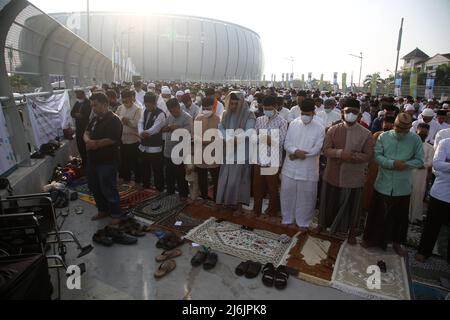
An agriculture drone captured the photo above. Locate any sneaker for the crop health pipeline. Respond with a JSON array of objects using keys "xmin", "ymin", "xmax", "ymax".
[
  {"xmin": 92, "ymin": 230, "xmax": 114, "ymax": 247},
  {"xmin": 104, "ymin": 226, "xmax": 138, "ymax": 245}
]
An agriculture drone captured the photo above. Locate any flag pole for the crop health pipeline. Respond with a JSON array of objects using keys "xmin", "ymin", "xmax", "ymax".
[{"xmin": 394, "ymin": 17, "xmax": 404, "ymax": 78}]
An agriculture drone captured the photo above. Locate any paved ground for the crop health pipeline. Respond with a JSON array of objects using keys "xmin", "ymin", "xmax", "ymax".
[{"xmin": 49, "ymin": 199, "xmax": 362, "ymax": 300}]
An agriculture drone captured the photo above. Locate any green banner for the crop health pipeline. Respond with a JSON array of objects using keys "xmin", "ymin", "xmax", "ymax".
[
  {"xmin": 342, "ymin": 73, "xmax": 347, "ymax": 92},
  {"xmin": 370, "ymin": 74, "xmax": 378, "ymax": 96},
  {"xmin": 410, "ymin": 70, "xmax": 418, "ymax": 98}
]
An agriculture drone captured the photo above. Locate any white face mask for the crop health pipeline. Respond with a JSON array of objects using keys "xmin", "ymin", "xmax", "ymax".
[
  {"xmin": 344, "ymin": 113, "xmax": 358, "ymax": 123},
  {"xmin": 202, "ymin": 110, "xmax": 213, "ymax": 117},
  {"xmin": 77, "ymin": 99, "xmax": 84, "ymax": 103},
  {"xmin": 301, "ymin": 115, "xmax": 313, "ymax": 124}
]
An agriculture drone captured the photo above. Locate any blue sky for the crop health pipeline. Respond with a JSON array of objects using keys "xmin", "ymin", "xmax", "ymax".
[{"xmin": 30, "ymin": 0, "xmax": 450, "ymax": 82}]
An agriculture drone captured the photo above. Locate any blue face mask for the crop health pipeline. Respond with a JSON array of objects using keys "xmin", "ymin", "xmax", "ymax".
[{"xmin": 264, "ymin": 110, "xmax": 275, "ymax": 118}]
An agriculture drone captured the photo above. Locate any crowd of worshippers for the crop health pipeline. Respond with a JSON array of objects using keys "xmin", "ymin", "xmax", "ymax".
[{"xmin": 71, "ymin": 80, "xmax": 450, "ymax": 263}]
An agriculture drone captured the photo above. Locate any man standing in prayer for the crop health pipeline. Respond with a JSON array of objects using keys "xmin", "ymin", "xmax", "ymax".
[
  {"xmin": 216, "ymin": 92, "xmax": 256, "ymax": 215},
  {"xmin": 71, "ymin": 90, "xmax": 92, "ymax": 167},
  {"xmin": 280, "ymin": 98, "xmax": 325, "ymax": 230},
  {"xmin": 411, "ymin": 108, "xmax": 438, "ymax": 145},
  {"xmin": 180, "ymin": 93, "xmax": 200, "ymax": 120},
  {"xmin": 288, "ymin": 90, "xmax": 307, "ymax": 122},
  {"xmin": 362, "ymin": 113, "xmax": 424, "ymax": 256},
  {"xmin": 315, "ymin": 98, "xmax": 373, "ymax": 244},
  {"xmin": 134, "ymin": 81, "xmax": 145, "ymax": 108},
  {"xmin": 416, "ymin": 138, "xmax": 450, "ymax": 264},
  {"xmin": 316, "ymin": 98, "xmax": 342, "ymax": 129},
  {"xmin": 138, "ymin": 92, "xmax": 166, "ymax": 192},
  {"xmin": 162, "ymin": 98, "xmax": 192, "ymax": 201},
  {"xmin": 276, "ymin": 96, "xmax": 291, "ymax": 122},
  {"xmin": 252, "ymin": 95, "xmax": 288, "ymax": 217},
  {"xmin": 409, "ymin": 123, "xmax": 434, "ymax": 223},
  {"xmin": 84, "ymin": 93, "xmax": 126, "ymax": 224}
]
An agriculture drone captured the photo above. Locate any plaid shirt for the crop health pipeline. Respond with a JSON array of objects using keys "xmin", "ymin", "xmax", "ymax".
[{"xmin": 254, "ymin": 113, "xmax": 288, "ymax": 167}]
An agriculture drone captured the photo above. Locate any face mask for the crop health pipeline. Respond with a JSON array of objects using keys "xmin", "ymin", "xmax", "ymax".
[
  {"xmin": 77, "ymin": 99, "xmax": 84, "ymax": 103},
  {"xmin": 196, "ymin": 96, "xmax": 202, "ymax": 104},
  {"xmin": 344, "ymin": 113, "xmax": 358, "ymax": 123},
  {"xmin": 264, "ymin": 110, "xmax": 275, "ymax": 118},
  {"xmin": 301, "ymin": 115, "xmax": 313, "ymax": 124},
  {"xmin": 418, "ymin": 133, "xmax": 427, "ymax": 142},
  {"xmin": 325, "ymin": 108, "xmax": 332, "ymax": 114},
  {"xmin": 202, "ymin": 110, "xmax": 213, "ymax": 117}
]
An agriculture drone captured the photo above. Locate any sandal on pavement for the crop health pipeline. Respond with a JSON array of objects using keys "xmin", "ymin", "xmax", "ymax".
[
  {"xmin": 155, "ymin": 249, "xmax": 182, "ymax": 263},
  {"xmin": 154, "ymin": 260, "xmax": 176, "ymax": 279},
  {"xmin": 274, "ymin": 265, "xmax": 289, "ymax": 290},
  {"xmin": 235, "ymin": 261, "xmax": 251, "ymax": 277},
  {"xmin": 203, "ymin": 252, "xmax": 218, "ymax": 270},
  {"xmin": 245, "ymin": 261, "xmax": 262, "ymax": 279},
  {"xmin": 262, "ymin": 263, "xmax": 276, "ymax": 287},
  {"xmin": 191, "ymin": 250, "xmax": 208, "ymax": 267}
]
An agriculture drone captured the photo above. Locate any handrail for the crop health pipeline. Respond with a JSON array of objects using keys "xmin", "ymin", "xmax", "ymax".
[{"xmin": 0, "ymin": 87, "xmax": 92, "ymax": 102}]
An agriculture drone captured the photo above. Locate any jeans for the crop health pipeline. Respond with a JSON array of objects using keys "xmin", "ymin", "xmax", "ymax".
[{"xmin": 87, "ymin": 161, "xmax": 123, "ymax": 219}]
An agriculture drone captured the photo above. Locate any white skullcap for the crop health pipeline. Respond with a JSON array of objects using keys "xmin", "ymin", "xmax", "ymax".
[
  {"xmin": 443, "ymin": 103, "xmax": 449, "ymax": 109},
  {"xmin": 176, "ymin": 90, "xmax": 184, "ymax": 97},
  {"xmin": 148, "ymin": 83, "xmax": 155, "ymax": 88},
  {"xmin": 378, "ymin": 111, "xmax": 385, "ymax": 117},
  {"xmin": 422, "ymin": 108, "xmax": 435, "ymax": 117},
  {"xmin": 404, "ymin": 104, "xmax": 415, "ymax": 111},
  {"xmin": 427, "ymin": 99, "xmax": 433, "ymax": 102},
  {"xmin": 184, "ymin": 89, "xmax": 191, "ymax": 94},
  {"xmin": 161, "ymin": 87, "xmax": 171, "ymax": 95}
]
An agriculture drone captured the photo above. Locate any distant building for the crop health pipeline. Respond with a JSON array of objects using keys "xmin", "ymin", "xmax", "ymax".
[
  {"xmin": 401, "ymin": 48, "xmax": 429, "ymax": 71},
  {"xmin": 401, "ymin": 48, "xmax": 450, "ymax": 73}
]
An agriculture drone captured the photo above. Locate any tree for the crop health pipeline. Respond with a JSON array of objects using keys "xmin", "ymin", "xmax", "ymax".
[
  {"xmin": 363, "ymin": 73, "xmax": 383, "ymax": 87},
  {"xmin": 435, "ymin": 63, "xmax": 450, "ymax": 86}
]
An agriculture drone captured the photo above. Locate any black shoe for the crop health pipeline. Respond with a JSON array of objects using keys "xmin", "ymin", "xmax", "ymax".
[
  {"xmin": 92, "ymin": 230, "xmax": 113, "ymax": 247},
  {"xmin": 104, "ymin": 226, "xmax": 138, "ymax": 245}
]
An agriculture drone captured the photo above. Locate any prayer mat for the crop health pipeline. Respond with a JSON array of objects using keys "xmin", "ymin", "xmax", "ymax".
[
  {"xmin": 152, "ymin": 207, "xmax": 206, "ymax": 236},
  {"xmin": 331, "ymin": 241, "xmax": 411, "ymax": 300},
  {"xmin": 185, "ymin": 217, "xmax": 298, "ymax": 266},
  {"xmin": 411, "ymin": 281, "xmax": 450, "ymax": 300},
  {"xmin": 71, "ymin": 182, "xmax": 135, "ymax": 197},
  {"xmin": 282, "ymin": 232, "xmax": 343, "ymax": 287},
  {"xmin": 407, "ymin": 223, "xmax": 449, "ymax": 258},
  {"xmin": 132, "ymin": 193, "xmax": 186, "ymax": 223},
  {"xmin": 406, "ymin": 247, "xmax": 450, "ymax": 291},
  {"xmin": 78, "ymin": 189, "xmax": 158, "ymax": 209}
]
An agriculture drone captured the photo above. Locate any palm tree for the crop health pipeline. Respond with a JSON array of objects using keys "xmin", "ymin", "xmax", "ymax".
[{"xmin": 363, "ymin": 73, "xmax": 383, "ymax": 87}]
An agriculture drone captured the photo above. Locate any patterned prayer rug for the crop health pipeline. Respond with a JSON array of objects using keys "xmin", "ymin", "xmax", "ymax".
[
  {"xmin": 78, "ymin": 188, "xmax": 158, "ymax": 210},
  {"xmin": 72, "ymin": 182, "xmax": 135, "ymax": 197},
  {"xmin": 331, "ymin": 241, "xmax": 411, "ymax": 300},
  {"xmin": 411, "ymin": 281, "xmax": 450, "ymax": 300},
  {"xmin": 407, "ymin": 223, "xmax": 449, "ymax": 258},
  {"xmin": 184, "ymin": 217, "xmax": 298, "ymax": 266},
  {"xmin": 132, "ymin": 193, "xmax": 186, "ymax": 223},
  {"xmin": 152, "ymin": 208, "xmax": 206, "ymax": 235},
  {"xmin": 282, "ymin": 232, "xmax": 343, "ymax": 287},
  {"xmin": 406, "ymin": 247, "xmax": 450, "ymax": 291}
]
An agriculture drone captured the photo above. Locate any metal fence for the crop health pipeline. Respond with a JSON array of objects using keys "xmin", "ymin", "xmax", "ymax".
[{"xmin": 0, "ymin": 0, "xmax": 113, "ymax": 170}]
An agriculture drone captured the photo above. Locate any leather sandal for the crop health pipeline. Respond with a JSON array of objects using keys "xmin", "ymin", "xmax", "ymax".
[
  {"xmin": 203, "ymin": 252, "xmax": 218, "ymax": 270},
  {"xmin": 274, "ymin": 265, "xmax": 289, "ymax": 290},
  {"xmin": 155, "ymin": 249, "xmax": 182, "ymax": 263},
  {"xmin": 235, "ymin": 261, "xmax": 251, "ymax": 276},
  {"xmin": 262, "ymin": 263, "xmax": 276, "ymax": 287},
  {"xmin": 245, "ymin": 261, "xmax": 262, "ymax": 279},
  {"xmin": 154, "ymin": 260, "xmax": 176, "ymax": 279},
  {"xmin": 191, "ymin": 250, "xmax": 208, "ymax": 267}
]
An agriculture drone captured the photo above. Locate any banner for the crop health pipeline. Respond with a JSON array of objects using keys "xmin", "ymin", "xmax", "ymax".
[
  {"xmin": 26, "ymin": 90, "xmax": 72, "ymax": 150},
  {"xmin": 425, "ymin": 74, "xmax": 435, "ymax": 99},
  {"xmin": 308, "ymin": 73, "xmax": 312, "ymax": 89},
  {"xmin": 301, "ymin": 74, "xmax": 305, "ymax": 89},
  {"xmin": 0, "ymin": 103, "xmax": 16, "ymax": 175},
  {"xmin": 333, "ymin": 72, "xmax": 338, "ymax": 91},
  {"xmin": 370, "ymin": 74, "xmax": 378, "ymax": 96},
  {"xmin": 342, "ymin": 73, "xmax": 347, "ymax": 92},
  {"xmin": 410, "ymin": 70, "xmax": 418, "ymax": 98},
  {"xmin": 394, "ymin": 75, "xmax": 402, "ymax": 96}
]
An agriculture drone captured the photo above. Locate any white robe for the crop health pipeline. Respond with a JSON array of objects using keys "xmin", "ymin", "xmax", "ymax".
[
  {"xmin": 280, "ymin": 118, "xmax": 325, "ymax": 227},
  {"xmin": 409, "ymin": 142, "xmax": 434, "ymax": 222}
]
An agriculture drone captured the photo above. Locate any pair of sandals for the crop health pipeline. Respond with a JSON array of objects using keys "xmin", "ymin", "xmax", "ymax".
[
  {"xmin": 154, "ymin": 249, "xmax": 182, "ymax": 279},
  {"xmin": 235, "ymin": 261, "xmax": 262, "ymax": 279},
  {"xmin": 191, "ymin": 248, "xmax": 218, "ymax": 270},
  {"xmin": 156, "ymin": 232, "xmax": 185, "ymax": 251},
  {"xmin": 261, "ymin": 263, "xmax": 289, "ymax": 290}
]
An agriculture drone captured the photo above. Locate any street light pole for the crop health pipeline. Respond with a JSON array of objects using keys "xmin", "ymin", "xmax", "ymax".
[
  {"xmin": 349, "ymin": 52, "xmax": 363, "ymax": 87},
  {"xmin": 394, "ymin": 18, "xmax": 404, "ymax": 79}
]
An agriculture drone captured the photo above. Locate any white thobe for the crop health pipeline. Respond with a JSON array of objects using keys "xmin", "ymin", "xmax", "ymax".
[
  {"xmin": 278, "ymin": 107, "xmax": 290, "ymax": 122},
  {"xmin": 434, "ymin": 128, "xmax": 450, "ymax": 150},
  {"xmin": 288, "ymin": 105, "xmax": 301, "ymax": 122},
  {"xmin": 280, "ymin": 118, "xmax": 325, "ymax": 228},
  {"xmin": 409, "ymin": 142, "xmax": 434, "ymax": 222},
  {"xmin": 135, "ymin": 90, "xmax": 145, "ymax": 108},
  {"xmin": 316, "ymin": 110, "xmax": 342, "ymax": 128}
]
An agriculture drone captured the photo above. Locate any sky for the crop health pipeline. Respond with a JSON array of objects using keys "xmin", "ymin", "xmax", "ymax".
[{"xmin": 30, "ymin": 0, "xmax": 450, "ymax": 83}]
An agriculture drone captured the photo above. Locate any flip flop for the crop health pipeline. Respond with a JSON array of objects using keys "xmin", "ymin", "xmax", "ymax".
[
  {"xmin": 245, "ymin": 261, "xmax": 262, "ymax": 279},
  {"xmin": 274, "ymin": 265, "xmax": 289, "ymax": 290},
  {"xmin": 155, "ymin": 249, "xmax": 182, "ymax": 262},
  {"xmin": 235, "ymin": 261, "xmax": 251, "ymax": 276},
  {"xmin": 262, "ymin": 263, "xmax": 275, "ymax": 287},
  {"xmin": 203, "ymin": 252, "xmax": 218, "ymax": 270},
  {"xmin": 191, "ymin": 250, "xmax": 208, "ymax": 267},
  {"xmin": 154, "ymin": 260, "xmax": 176, "ymax": 279}
]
